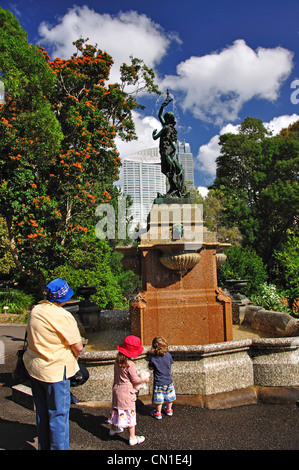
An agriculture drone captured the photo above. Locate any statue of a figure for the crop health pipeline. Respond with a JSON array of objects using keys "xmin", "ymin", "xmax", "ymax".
[{"xmin": 153, "ymin": 94, "xmax": 187, "ymax": 198}]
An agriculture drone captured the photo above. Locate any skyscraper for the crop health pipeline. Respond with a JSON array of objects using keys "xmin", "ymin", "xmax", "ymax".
[
  {"xmin": 119, "ymin": 147, "xmax": 166, "ymax": 226},
  {"xmin": 177, "ymin": 141, "xmax": 195, "ymax": 189}
]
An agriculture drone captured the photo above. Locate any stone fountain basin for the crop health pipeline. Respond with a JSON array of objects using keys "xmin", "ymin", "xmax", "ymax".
[{"xmin": 73, "ymin": 309, "xmax": 299, "ymax": 409}]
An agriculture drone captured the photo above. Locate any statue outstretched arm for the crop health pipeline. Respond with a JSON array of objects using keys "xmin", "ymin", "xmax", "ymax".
[{"xmin": 158, "ymin": 97, "xmax": 173, "ymax": 125}]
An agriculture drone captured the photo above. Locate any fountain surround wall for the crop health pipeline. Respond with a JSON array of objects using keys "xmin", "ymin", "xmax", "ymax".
[{"xmin": 77, "ymin": 335, "xmax": 299, "ymax": 408}]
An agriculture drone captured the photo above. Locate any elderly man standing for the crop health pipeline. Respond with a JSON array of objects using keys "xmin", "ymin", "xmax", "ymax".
[{"xmin": 23, "ymin": 278, "xmax": 83, "ymax": 450}]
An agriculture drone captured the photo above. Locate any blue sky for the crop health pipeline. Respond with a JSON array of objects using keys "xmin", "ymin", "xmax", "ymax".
[{"xmin": 2, "ymin": 0, "xmax": 299, "ymax": 189}]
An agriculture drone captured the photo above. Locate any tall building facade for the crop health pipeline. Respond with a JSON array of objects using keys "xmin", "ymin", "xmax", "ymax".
[
  {"xmin": 177, "ymin": 141, "xmax": 195, "ymax": 189},
  {"xmin": 119, "ymin": 147, "xmax": 166, "ymax": 226}
]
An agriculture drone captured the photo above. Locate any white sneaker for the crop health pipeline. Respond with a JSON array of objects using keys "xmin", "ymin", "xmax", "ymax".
[
  {"xmin": 129, "ymin": 435, "xmax": 145, "ymax": 446},
  {"xmin": 109, "ymin": 427, "xmax": 124, "ymax": 436}
]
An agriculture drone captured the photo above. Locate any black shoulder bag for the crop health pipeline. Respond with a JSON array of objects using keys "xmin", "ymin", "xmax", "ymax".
[{"xmin": 12, "ymin": 332, "xmax": 30, "ymax": 383}]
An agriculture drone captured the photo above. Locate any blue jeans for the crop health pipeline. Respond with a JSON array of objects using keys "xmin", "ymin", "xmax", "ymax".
[{"xmin": 30, "ymin": 373, "xmax": 71, "ymax": 450}]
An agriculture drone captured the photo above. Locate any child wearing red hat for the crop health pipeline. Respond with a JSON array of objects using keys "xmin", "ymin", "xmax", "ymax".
[{"xmin": 108, "ymin": 335, "xmax": 149, "ymax": 446}]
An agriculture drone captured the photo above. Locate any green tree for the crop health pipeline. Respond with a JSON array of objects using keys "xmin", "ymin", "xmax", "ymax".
[
  {"xmin": 217, "ymin": 245, "xmax": 267, "ymax": 295},
  {"xmin": 0, "ymin": 217, "xmax": 14, "ymax": 275},
  {"xmin": 0, "ymin": 8, "xmax": 63, "ymax": 288},
  {"xmin": 189, "ymin": 187, "xmax": 242, "ymax": 244},
  {"xmin": 45, "ymin": 38, "xmax": 159, "ymax": 252},
  {"xmin": 0, "ymin": 13, "xmax": 160, "ymax": 297},
  {"xmin": 47, "ymin": 233, "xmax": 138, "ymax": 309},
  {"xmin": 211, "ymin": 117, "xmax": 299, "ymax": 277},
  {"xmin": 274, "ymin": 230, "xmax": 299, "ymax": 313}
]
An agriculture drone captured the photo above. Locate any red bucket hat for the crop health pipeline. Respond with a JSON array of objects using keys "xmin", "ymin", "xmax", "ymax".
[{"xmin": 117, "ymin": 335, "xmax": 144, "ymax": 358}]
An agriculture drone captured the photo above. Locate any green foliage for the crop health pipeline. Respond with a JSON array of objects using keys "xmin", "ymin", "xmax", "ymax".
[
  {"xmin": 0, "ymin": 7, "xmax": 63, "ymax": 279},
  {"xmin": 109, "ymin": 250, "xmax": 141, "ymax": 302},
  {"xmin": 218, "ymin": 245, "xmax": 267, "ymax": 295},
  {"xmin": 0, "ymin": 288, "xmax": 34, "ymax": 314},
  {"xmin": 0, "ymin": 14, "xmax": 160, "ymax": 298},
  {"xmin": 46, "ymin": 233, "xmax": 139, "ymax": 309},
  {"xmin": 211, "ymin": 117, "xmax": 299, "ymax": 272},
  {"xmin": 0, "ymin": 216, "xmax": 14, "ymax": 274},
  {"xmin": 250, "ymin": 283, "xmax": 291, "ymax": 314},
  {"xmin": 273, "ymin": 230, "xmax": 299, "ymax": 313}
]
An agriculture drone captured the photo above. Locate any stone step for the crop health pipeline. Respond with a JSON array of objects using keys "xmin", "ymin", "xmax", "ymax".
[{"xmin": 12, "ymin": 383, "xmax": 35, "ymax": 410}]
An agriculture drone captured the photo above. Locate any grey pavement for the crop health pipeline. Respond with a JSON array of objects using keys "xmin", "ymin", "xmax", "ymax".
[{"xmin": 0, "ymin": 324, "xmax": 299, "ymax": 457}]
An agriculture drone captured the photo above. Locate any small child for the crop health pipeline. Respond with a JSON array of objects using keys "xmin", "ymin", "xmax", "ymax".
[
  {"xmin": 148, "ymin": 336, "xmax": 176, "ymax": 420},
  {"xmin": 108, "ymin": 335, "xmax": 149, "ymax": 446}
]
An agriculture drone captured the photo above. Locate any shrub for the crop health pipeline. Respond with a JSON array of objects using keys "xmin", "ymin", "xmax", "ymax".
[
  {"xmin": 46, "ymin": 236, "xmax": 132, "ymax": 310},
  {"xmin": 250, "ymin": 283, "xmax": 291, "ymax": 314},
  {"xmin": 49, "ymin": 264, "xmax": 125, "ymax": 310},
  {"xmin": 0, "ymin": 288, "xmax": 34, "ymax": 315},
  {"xmin": 273, "ymin": 230, "xmax": 299, "ymax": 314},
  {"xmin": 218, "ymin": 245, "xmax": 267, "ymax": 295}
]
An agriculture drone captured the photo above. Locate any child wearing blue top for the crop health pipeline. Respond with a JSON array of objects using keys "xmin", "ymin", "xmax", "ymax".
[{"xmin": 148, "ymin": 336, "xmax": 176, "ymax": 420}]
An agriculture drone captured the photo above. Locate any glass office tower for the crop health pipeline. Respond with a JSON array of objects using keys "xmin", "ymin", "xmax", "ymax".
[
  {"xmin": 176, "ymin": 141, "xmax": 195, "ymax": 190},
  {"xmin": 119, "ymin": 148, "xmax": 166, "ymax": 226}
]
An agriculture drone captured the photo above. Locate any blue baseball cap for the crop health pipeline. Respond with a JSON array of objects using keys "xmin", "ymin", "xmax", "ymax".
[{"xmin": 46, "ymin": 278, "xmax": 74, "ymax": 303}]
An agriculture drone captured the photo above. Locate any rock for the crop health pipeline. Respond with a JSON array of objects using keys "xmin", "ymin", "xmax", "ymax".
[{"xmin": 242, "ymin": 305, "xmax": 299, "ymax": 337}]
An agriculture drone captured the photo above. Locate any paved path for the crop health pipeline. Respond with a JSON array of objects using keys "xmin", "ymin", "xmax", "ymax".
[{"xmin": 0, "ymin": 324, "xmax": 298, "ymax": 456}]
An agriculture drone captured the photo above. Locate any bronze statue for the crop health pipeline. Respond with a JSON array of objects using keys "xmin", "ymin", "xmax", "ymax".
[{"xmin": 153, "ymin": 92, "xmax": 187, "ymax": 198}]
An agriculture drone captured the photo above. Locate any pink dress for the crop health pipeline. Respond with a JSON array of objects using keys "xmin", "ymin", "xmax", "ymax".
[{"xmin": 108, "ymin": 360, "xmax": 141, "ymax": 429}]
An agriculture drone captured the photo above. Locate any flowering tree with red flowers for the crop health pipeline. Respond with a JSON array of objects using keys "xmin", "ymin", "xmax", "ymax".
[
  {"xmin": 0, "ymin": 9, "xmax": 160, "ymax": 297},
  {"xmin": 0, "ymin": 8, "xmax": 63, "ymax": 289}
]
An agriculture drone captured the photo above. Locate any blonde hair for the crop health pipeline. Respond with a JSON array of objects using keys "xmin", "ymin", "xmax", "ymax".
[{"xmin": 151, "ymin": 336, "xmax": 168, "ymax": 356}]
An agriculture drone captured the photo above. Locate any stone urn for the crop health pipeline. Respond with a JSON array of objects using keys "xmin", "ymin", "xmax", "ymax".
[
  {"xmin": 77, "ymin": 286, "xmax": 100, "ymax": 332},
  {"xmin": 115, "ymin": 246, "xmax": 141, "ymax": 276},
  {"xmin": 225, "ymin": 279, "xmax": 248, "ymax": 294},
  {"xmin": 159, "ymin": 251, "xmax": 200, "ymax": 275},
  {"xmin": 77, "ymin": 285, "xmax": 97, "ymax": 302},
  {"xmin": 121, "ymin": 256, "xmax": 140, "ymax": 276},
  {"xmin": 216, "ymin": 252, "xmax": 227, "ymax": 267}
]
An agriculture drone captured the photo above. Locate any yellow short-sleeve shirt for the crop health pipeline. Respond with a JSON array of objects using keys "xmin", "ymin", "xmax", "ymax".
[{"xmin": 23, "ymin": 301, "xmax": 82, "ymax": 383}]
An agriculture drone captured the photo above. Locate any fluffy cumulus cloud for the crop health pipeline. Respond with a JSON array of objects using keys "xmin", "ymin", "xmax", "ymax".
[
  {"xmin": 195, "ymin": 123, "xmax": 239, "ymax": 179},
  {"xmin": 38, "ymin": 6, "xmax": 180, "ymax": 82},
  {"xmin": 161, "ymin": 39, "xmax": 294, "ymax": 125},
  {"xmin": 264, "ymin": 114, "xmax": 299, "ymax": 135},
  {"xmin": 37, "ymin": 8, "xmax": 297, "ymax": 187},
  {"xmin": 115, "ymin": 111, "xmax": 159, "ymax": 158},
  {"xmin": 195, "ymin": 114, "xmax": 299, "ymax": 182}
]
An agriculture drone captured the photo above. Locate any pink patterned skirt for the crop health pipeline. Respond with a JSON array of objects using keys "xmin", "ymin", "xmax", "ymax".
[{"xmin": 108, "ymin": 407, "xmax": 137, "ymax": 429}]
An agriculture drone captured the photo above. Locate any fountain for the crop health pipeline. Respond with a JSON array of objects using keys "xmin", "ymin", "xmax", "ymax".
[
  {"xmin": 117, "ymin": 93, "xmax": 233, "ymax": 346},
  {"xmin": 75, "ymin": 91, "xmax": 299, "ymax": 408}
]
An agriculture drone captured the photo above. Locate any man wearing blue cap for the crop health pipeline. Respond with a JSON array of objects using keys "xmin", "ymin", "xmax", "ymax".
[{"xmin": 23, "ymin": 278, "xmax": 83, "ymax": 450}]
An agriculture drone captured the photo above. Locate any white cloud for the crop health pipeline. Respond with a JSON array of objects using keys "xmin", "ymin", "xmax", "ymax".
[
  {"xmin": 195, "ymin": 114, "xmax": 299, "ymax": 179},
  {"xmin": 37, "ymin": 8, "xmax": 297, "ymax": 188},
  {"xmin": 197, "ymin": 186, "xmax": 209, "ymax": 198},
  {"xmin": 264, "ymin": 114, "xmax": 299, "ymax": 135},
  {"xmin": 161, "ymin": 39, "xmax": 294, "ymax": 125},
  {"xmin": 115, "ymin": 110, "xmax": 160, "ymax": 158},
  {"xmin": 38, "ymin": 6, "xmax": 180, "ymax": 83},
  {"xmin": 195, "ymin": 123, "xmax": 239, "ymax": 177}
]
